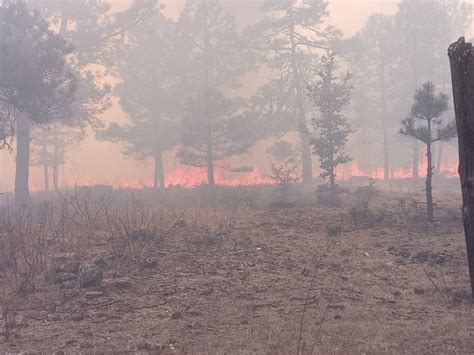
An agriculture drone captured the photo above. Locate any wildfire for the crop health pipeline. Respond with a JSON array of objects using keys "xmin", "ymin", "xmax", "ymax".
[
  {"xmin": 110, "ymin": 166, "xmax": 274, "ymax": 189},
  {"xmin": 335, "ymin": 160, "xmax": 459, "ymax": 180},
  {"xmin": 29, "ymin": 156, "xmax": 460, "ymax": 193}
]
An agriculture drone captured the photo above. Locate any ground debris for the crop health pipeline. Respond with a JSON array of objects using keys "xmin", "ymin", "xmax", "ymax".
[{"xmin": 78, "ymin": 263, "xmax": 103, "ymax": 287}]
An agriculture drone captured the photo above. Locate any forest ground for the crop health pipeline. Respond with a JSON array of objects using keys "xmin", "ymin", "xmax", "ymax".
[{"xmin": 0, "ymin": 179, "xmax": 473, "ymax": 354}]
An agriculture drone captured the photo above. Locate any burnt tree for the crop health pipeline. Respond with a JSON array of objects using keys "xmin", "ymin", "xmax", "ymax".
[{"xmin": 448, "ymin": 37, "xmax": 474, "ymax": 296}]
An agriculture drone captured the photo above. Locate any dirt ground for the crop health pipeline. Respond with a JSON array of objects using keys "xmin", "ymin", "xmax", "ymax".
[{"xmin": 0, "ymin": 182, "xmax": 473, "ymax": 354}]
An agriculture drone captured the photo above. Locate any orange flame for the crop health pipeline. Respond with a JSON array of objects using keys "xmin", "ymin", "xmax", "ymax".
[{"xmin": 30, "ymin": 156, "xmax": 460, "ymax": 192}]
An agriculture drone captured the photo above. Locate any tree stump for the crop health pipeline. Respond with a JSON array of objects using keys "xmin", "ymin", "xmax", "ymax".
[{"xmin": 448, "ymin": 37, "xmax": 474, "ymax": 297}]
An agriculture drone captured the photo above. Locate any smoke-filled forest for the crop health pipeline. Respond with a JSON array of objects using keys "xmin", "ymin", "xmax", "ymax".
[{"xmin": 1, "ymin": 0, "xmax": 474, "ymax": 353}]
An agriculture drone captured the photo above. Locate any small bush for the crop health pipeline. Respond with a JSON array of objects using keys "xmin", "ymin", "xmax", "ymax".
[
  {"xmin": 396, "ymin": 196, "xmax": 424, "ymax": 222},
  {"xmin": 1, "ymin": 290, "xmax": 18, "ymax": 340},
  {"xmin": 352, "ymin": 178, "xmax": 380, "ymax": 203},
  {"xmin": 316, "ymin": 184, "xmax": 345, "ymax": 208},
  {"xmin": 347, "ymin": 200, "xmax": 372, "ymax": 227},
  {"xmin": 267, "ymin": 141, "xmax": 301, "ymax": 204}
]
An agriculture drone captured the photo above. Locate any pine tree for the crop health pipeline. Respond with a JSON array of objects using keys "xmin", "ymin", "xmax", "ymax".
[
  {"xmin": 349, "ymin": 14, "xmax": 397, "ymax": 180},
  {"xmin": 0, "ymin": 1, "xmax": 77, "ymax": 204},
  {"xmin": 400, "ymin": 82, "xmax": 455, "ymax": 222},
  {"xmin": 176, "ymin": 0, "xmax": 254, "ymax": 185},
  {"xmin": 178, "ymin": 89, "xmax": 255, "ymax": 185},
  {"xmin": 249, "ymin": 0, "xmax": 342, "ymax": 185},
  {"xmin": 97, "ymin": 9, "xmax": 181, "ymax": 190},
  {"xmin": 307, "ymin": 51, "xmax": 353, "ymax": 189},
  {"xmin": 394, "ymin": 0, "xmax": 469, "ymax": 179}
]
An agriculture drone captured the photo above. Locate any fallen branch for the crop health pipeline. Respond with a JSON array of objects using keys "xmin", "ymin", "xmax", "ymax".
[{"xmin": 422, "ymin": 265, "xmax": 449, "ymax": 304}]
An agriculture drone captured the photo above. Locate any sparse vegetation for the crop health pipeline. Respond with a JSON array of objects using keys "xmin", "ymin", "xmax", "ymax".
[
  {"xmin": 267, "ymin": 141, "xmax": 300, "ymax": 204},
  {"xmin": 347, "ymin": 199, "xmax": 372, "ymax": 227},
  {"xmin": 1, "ymin": 289, "xmax": 18, "ymax": 341},
  {"xmin": 0, "ymin": 186, "xmax": 470, "ymax": 352},
  {"xmin": 0, "ymin": 0, "xmax": 472, "ymax": 353}
]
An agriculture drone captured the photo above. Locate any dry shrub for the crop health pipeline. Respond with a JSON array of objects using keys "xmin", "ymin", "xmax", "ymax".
[
  {"xmin": 189, "ymin": 188, "xmax": 246, "ymax": 232},
  {"xmin": 267, "ymin": 141, "xmax": 301, "ymax": 207},
  {"xmin": 346, "ymin": 180, "xmax": 384, "ymax": 227},
  {"xmin": 396, "ymin": 196, "xmax": 424, "ymax": 222},
  {"xmin": 0, "ymin": 204, "xmax": 50, "ymax": 294},
  {"xmin": 104, "ymin": 196, "xmax": 184, "ymax": 270},
  {"xmin": 351, "ymin": 178, "xmax": 380, "ymax": 202},
  {"xmin": 47, "ymin": 187, "xmax": 112, "ymax": 254},
  {"xmin": 105, "ymin": 197, "xmax": 160, "ymax": 268},
  {"xmin": 316, "ymin": 185, "xmax": 342, "ymax": 208},
  {"xmin": 347, "ymin": 199, "xmax": 372, "ymax": 227},
  {"xmin": 1, "ymin": 288, "xmax": 18, "ymax": 340}
]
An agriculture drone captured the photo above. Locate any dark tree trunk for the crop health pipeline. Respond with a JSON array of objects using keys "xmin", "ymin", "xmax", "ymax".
[
  {"xmin": 426, "ymin": 141, "xmax": 434, "ymax": 222},
  {"xmin": 329, "ymin": 169, "xmax": 335, "ymax": 190},
  {"xmin": 448, "ymin": 37, "xmax": 474, "ymax": 296},
  {"xmin": 426, "ymin": 118, "xmax": 434, "ymax": 222},
  {"xmin": 153, "ymin": 152, "xmax": 165, "ymax": 190},
  {"xmin": 15, "ymin": 116, "xmax": 31, "ymax": 205}
]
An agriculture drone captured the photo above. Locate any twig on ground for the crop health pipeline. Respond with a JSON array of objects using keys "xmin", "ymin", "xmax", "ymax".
[
  {"xmin": 310, "ymin": 255, "xmax": 350, "ymax": 354},
  {"xmin": 296, "ymin": 243, "xmax": 331, "ymax": 355},
  {"xmin": 423, "ymin": 265, "xmax": 449, "ymax": 304},
  {"xmin": 296, "ymin": 269, "xmax": 318, "ymax": 354}
]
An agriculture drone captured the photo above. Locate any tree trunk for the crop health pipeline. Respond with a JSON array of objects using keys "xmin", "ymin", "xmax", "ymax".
[
  {"xmin": 380, "ymin": 63, "xmax": 390, "ymax": 180},
  {"xmin": 301, "ymin": 132, "xmax": 313, "ymax": 185},
  {"xmin": 448, "ymin": 37, "xmax": 474, "ymax": 296},
  {"xmin": 53, "ymin": 165, "xmax": 59, "ymax": 190},
  {"xmin": 328, "ymin": 152, "xmax": 335, "ymax": 189},
  {"xmin": 412, "ymin": 30, "xmax": 419, "ymax": 180},
  {"xmin": 15, "ymin": 116, "xmax": 31, "ymax": 205},
  {"xmin": 207, "ymin": 142, "xmax": 215, "ymax": 186},
  {"xmin": 203, "ymin": 4, "xmax": 214, "ymax": 187},
  {"xmin": 206, "ymin": 114, "xmax": 215, "ymax": 186},
  {"xmin": 426, "ymin": 141, "xmax": 433, "ymax": 222},
  {"xmin": 383, "ymin": 126, "xmax": 390, "ymax": 180},
  {"xmin": 289, "ymin": 23, "xmax": 312, "ymax": 186},
  {"xmin": 329, "ymin": 169, "xmax": 335, "ymax": 190},
  {"xmin": 53, "ymin": 141, "xmax": 59, "ymax": 190},
  {"xmin": 153, "ymin": 152, "xmax": 165, "ymax": 190},
  {"xmin": 42, "ymin": 144, "xmax": 49, "ymax": 192},
  {"xmin": 43, "ymin": 163, "xmax": 49, "ymax": 192}
]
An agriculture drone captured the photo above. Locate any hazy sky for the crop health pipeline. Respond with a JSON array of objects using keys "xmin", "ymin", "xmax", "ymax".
[
  {"xmin": 163, "ymin": 0, "xmax": 398, "ymax": 33},
  {"xmin": 112, "ymin": 1, "xmax": 400, "ymax": 35},
  {"xmin": 0, "ymin": 0, "xmax": 409, "ymax": 191}
]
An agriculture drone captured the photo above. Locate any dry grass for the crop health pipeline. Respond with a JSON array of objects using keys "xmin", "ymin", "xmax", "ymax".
[{"xmin": 0, "ymin": 182, "xmax": 472, "ymax": 353}]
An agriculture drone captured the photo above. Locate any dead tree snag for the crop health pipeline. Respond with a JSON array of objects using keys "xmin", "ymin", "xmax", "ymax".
[{"xmin": 448, "ymin": 37, "xmax": 474, "ymax": 297}]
